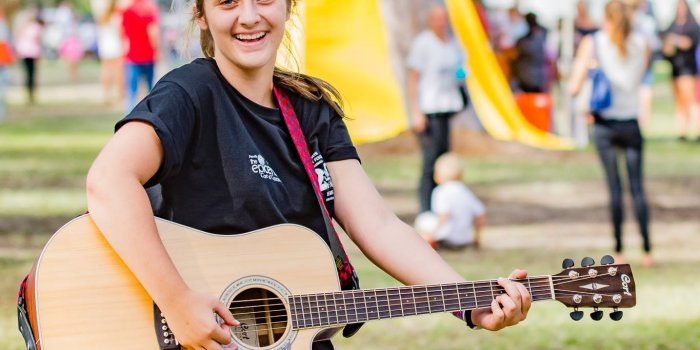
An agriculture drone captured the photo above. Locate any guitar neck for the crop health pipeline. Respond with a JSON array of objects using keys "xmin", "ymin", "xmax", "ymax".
[{"xmin": 289, "ymin": 276, "xmax": 553, "ymax": 329}]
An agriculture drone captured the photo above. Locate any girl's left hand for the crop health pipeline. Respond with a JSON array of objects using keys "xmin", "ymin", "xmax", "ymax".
[{"xmin": 471, "ymin": 269, "xmax": 531, "ymax": 331}]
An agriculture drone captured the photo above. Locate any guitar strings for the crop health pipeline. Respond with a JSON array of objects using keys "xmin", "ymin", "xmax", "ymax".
[{"xmin": 227, "ymin": 271, "xmax": 620, "ymax": 308}]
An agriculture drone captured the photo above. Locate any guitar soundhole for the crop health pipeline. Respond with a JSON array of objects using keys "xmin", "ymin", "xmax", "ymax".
[{"xmin": 229, "ymin": 287, "xmax": 289, "ymax": 348}]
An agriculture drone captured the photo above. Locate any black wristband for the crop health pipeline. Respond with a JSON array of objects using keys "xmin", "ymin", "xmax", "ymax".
[{"xmin": 464, "ymin": 310, "xmax": 480, "ymax": 330}]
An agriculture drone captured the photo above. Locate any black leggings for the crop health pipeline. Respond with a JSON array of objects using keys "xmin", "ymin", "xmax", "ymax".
[
  {"xmin": 22, "ymin": 58, "xmax": 37, "ymax": 101},
  {"xmin": 418, "ymin": 113, "xmax": 453, "ymax": 212},
  {"xmin": 593, "ymin": 118, "xmax": 651, "ymax": 253}
]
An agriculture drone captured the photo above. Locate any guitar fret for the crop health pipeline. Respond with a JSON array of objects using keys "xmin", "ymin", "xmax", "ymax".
[
  {"xmin": 336, "ymin": 291, "xmax": 348, "ymax": 325},
  {"xmin": 320, "ymin": 293, "xmax": 329, "ymax": 326},
  {"xmin": 456, "ymin": 283, "xmax": 470, "ymax": 310},
  {"xmin": 388, "ymin": 288, "xmax": 402, "ymax": 318},
  {"xmin": 362, "ymin": 290, "xmax": 370, "ymax": 321},
  {"xmin": 291, "ymin": 295, "xmax": 299, "ymax": 329},
  {"xmin": 427, "ymin": 286, "xmax": 445, "ymax": 313},
  {"xmin": 302, "ymin": 295, "xmax": 312, "ymax": 328},
  {"xmin": 400, "ymin": 287, "xmax": 416, "ymax": 316},
  {"xmin": 352, "ymin": 290, "xmax": 364, "ymax": 323},
  {"xmin": 343, "ymin": 292, "xmax": 357, "ymax": 324},
  {"xmin": 413, "ymin": 286, "xmax": 429, "ymax": 315},
  {"xmin": 442, "ymin": 284, "xmax": 460, "ymax": 311},
  {"xmin": 455, "ymin": 282, "xmax": 463, "ymax": 310},
  {"xmin": 365, "ymin": 290, "xmax": 379, "ymax": 321},
  {"xmin": 310, "ymin": 294, "xmax": 320, "ymax": 327},
  {"xmin": 472, "ymin": 282, "xmax": 478, "ymax": 309},
  {"xmin": 375, "ymin": 289, "xmax": 391, "ymax": 319}
]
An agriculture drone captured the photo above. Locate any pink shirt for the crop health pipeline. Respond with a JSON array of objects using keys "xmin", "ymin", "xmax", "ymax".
[{"xmin": 15, "ymin": 22, "xmax": 42, "ymax": 59}]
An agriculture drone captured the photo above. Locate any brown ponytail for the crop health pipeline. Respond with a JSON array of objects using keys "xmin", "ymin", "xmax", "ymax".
[
  {"xmin": 605, "ymin": 0, "xmax": 632, "ymax": 57},
  {"xmin": 191, "ymin": 0, "xmax": 345, "ymax": 117}
]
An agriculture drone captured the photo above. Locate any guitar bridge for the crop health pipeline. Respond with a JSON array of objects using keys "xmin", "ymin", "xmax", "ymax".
[{"xmin": 153, "ymin": 304, "xmax": 180, "ymax": 350}]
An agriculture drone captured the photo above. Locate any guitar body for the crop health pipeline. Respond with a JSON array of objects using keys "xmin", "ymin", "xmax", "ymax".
[{"xmin": 27, "ymin": 215, "xmax": 342, "ymax": 350}]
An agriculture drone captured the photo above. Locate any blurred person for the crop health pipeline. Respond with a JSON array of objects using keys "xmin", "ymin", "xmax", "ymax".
[
  {"xmin": 91, "ymin": 0, "xmax": 124, "ymax": 106},
  {"xmin": 574, "ymin": 0, "xmax": 599, "ymax": 50},
  {"xmin": 662, "ymin": 0, "xmax": 700, "ymax": 141},
  {"xmin": 512, "ymin": 12, "xmax": 549, "ymax": 93},
  {"xmin": 122, "ymin": 0, "xmax": 159, "ymax": 111},
  {"xmin": 0, "ymin": 6, "xmax": 11, "ymax": 121},
  {"xmin": 569, "ymin": 0, "xmax": 653, "ymax": 267},
  {"xmin": 629, "ymin": 0, "xmax": 661, "ymax": 127},
  {"xmin": 416, "ymin": 153, "xmax": 485, "ymax": 250},
  {"xmin": 407, "ymin": 5, "xmax": 465, "ymax": 213},
  {"xmin": 56, "ymin": 1, "xmax": 84, "ymax": 81},
  {"xmin": 84, "ymin": 1, "xmax": 531, "ymax": 348},
  {"xmin": 14, "ymin": 6, "xmax": 43, "ymax": 104}
]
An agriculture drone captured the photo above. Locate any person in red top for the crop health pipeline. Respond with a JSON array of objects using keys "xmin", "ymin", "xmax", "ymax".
[{"xmin": 122, "ymin": 0, "xmax": 159, "ymax": 111}]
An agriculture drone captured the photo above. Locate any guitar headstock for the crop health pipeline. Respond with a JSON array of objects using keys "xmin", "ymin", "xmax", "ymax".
[{"xmin": 552, "ymin": 255, "xmax": 635, "ymax": 321}]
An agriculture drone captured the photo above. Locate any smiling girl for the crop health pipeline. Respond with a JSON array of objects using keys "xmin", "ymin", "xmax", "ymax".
[{"xmin": 85, "ymin": 1, "xmax": 531, "ymax": 349}]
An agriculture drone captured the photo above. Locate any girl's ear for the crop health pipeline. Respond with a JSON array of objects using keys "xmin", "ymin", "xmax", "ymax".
[{"xmin": 193, "ymin": 3, "xmax": 208, "ymax": 30}]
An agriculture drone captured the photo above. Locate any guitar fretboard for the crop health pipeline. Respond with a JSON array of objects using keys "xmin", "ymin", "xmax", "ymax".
[{"xmin": 289, "ymin": 277, "xmax": 552, "ymax": 329}]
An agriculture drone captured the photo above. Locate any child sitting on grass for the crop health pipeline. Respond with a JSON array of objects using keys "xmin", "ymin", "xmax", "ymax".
[{"xmin": 416, "ymin": 153, "xmax": 485, "ymax": 250}]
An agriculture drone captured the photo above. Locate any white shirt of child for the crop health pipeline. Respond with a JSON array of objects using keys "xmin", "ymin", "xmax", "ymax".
[
  {"xmin": 431, "ymin": 181, "xmax": 485, "ymax": 246},
  {"xmin": 406, "ymin": 30, "xmax": 465, "ymax": 114}
]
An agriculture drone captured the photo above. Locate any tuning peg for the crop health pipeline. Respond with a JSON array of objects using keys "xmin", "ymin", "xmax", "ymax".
[
  {"xmin": 601, "ymin": 255, "xmax": 615, "ymax": 265},
  {"xmin": 591, "ymin": 308, "xmax": 604, "ymax": 321},
  {"xmin": 570, "ymin": 308, "xmax": 584, "ymax": 321},
  {"xmin": 581, "ymin": 257, "xmax": 595, "ymax": 267},
  {"xmin": 562, "ymin": 258, "xmax": 575, "ymax": 269},
  {"xmin": 610, "ymin": 309, "xmax": 623, "ymax": 321}
]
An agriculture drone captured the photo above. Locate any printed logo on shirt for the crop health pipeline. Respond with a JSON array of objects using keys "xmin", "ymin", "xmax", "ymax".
[
  {"xmin": 312, "ymin": 151, "xmax": 334, "ymax": 202},
  {"xmin": 249, "ymin": 155, "xmax": 281, "ymax": 183}
]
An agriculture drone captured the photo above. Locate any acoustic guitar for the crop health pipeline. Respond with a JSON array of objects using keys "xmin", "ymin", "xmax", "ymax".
[{"xmin": 21, "ymin": 215, "xmax": 636, "ymax": 350}]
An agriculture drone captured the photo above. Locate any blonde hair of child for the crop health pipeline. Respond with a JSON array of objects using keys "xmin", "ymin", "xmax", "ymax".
[{"xmin": 434, "ymin": 153, "xmax": 464, "ymax": 184}]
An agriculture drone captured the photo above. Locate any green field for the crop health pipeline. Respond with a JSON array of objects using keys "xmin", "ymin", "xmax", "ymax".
[{"xmin": 1, "ymin": 60, "xmax": 699, "ymax": 349}]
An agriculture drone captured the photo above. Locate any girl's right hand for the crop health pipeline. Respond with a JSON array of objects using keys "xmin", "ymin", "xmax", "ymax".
[{"xmin": 161, "ymin": 289, "xmax": 240, "ymax": 350}]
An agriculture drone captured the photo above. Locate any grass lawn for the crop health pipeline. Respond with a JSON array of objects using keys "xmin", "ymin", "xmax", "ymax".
[{"xmin": 0, "ymin": 60, "xmax": 699, "ymax": 349}]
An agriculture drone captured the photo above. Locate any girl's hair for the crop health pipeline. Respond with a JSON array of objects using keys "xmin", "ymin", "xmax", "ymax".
[
  {"xmin": 192, "ymin": 0, "xmax": 345, "ymax": 117},
  {"xmin": 604, "ymin": 0, "xmax": 632, "ymax": 57},
  {"xmin": 100, "ymin": 0, "xmax": 118, "ymax": 25}
]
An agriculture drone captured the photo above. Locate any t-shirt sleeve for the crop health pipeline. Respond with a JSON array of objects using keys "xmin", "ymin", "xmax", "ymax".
[
  {"xmin": 324, "ymin": 108, "xmax": 360, "ymax": 163},
  {"xmin": 406, "ymin": 34, "xmax": 426, "ymax": 71},
  {"xmin": 114, "ymin": 81, "xmax": 197, "ymax": 187}
]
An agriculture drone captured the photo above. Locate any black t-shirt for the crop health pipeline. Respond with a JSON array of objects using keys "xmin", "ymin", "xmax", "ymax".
[{"xmin": 115, "ymin": 58, "xmax": 359, "ymax": 246}]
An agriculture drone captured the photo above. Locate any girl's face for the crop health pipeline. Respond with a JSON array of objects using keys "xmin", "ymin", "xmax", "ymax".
[{"xmin": 197, "ymin": 0, "xmax": 288, "ymax": 73}]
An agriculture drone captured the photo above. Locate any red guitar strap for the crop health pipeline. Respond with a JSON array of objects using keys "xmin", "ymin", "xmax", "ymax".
[{"xmin": 273, "ymin": 86, "xmax": 361, "ymax": 293}]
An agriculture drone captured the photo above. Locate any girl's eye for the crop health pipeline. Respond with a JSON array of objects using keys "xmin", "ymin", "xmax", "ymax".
[{"xmin": 219, "ymin": 0, "xmax": 237, "ymax": 6}]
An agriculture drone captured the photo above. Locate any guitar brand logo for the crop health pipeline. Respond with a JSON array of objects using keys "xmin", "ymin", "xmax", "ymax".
[
  {"xmin": 621, "ymin": 274, "xmax": 632, "ymax": 296},
  {"xmin": 249, "ymin": 155, "xmax": 281, "ymax": 183}
]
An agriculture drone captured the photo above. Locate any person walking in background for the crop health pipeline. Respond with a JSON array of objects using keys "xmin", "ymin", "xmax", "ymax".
[
  {"xmin": 662, "ymin": 0, "xmax": 700, "ymax": 142},
  {"xmin": 56, "ymin": 1, "xmax": 84, "ymax": 81},
  {"xmin": 417, "ymin": 153, "xmax": 485, "ymax": 250},
  {"xmin": 512, "ymin": 12, "xmax": 549, "ymax": 93},
  {"xmin": 407, "ymin": 5, "xmax": 465, "ymax": 213},
  {"xmin": 574, "ymin": 0, "xmax": 599, "ymax": 50},
  {"xmin": 0, "ymin": 6, "xmax": 12, "ymax": 121},
  {"xmin": 569, "ymin": 0, "xmax": 653, "ymax": 267},
  {"xmin": 14, "ymin": 6, "xmax": 43, "ymax": 105},
  {"xmin": 122, "ymin": 0, "xmax": 159, "ymax": 111},
  {"xmin": 91, "ymin": 0, "xmax": 124, "ymax": 106},
  {"xmin": 629, "ymin": 0, "xmax": 660, "ymax": 128}
]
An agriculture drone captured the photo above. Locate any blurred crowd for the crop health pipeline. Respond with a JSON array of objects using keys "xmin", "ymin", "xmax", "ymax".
[
  {"xmin": 478, "ymin": 0, "xmax": 700, "ymax": 142},
  {"xmin": 0, "ymin": 0, "xmax": 196, "ymax": 116}
]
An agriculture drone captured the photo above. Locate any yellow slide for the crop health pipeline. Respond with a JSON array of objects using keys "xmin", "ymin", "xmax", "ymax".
[
  {"xmin": 303, "ymin": 0, "xmax": 408, "ymax": 144},
  {"xmin": 445, "ymin": 0, "xmax": 574, "ymax": 150}
]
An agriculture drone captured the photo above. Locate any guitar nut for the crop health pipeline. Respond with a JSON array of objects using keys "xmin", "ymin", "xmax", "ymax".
[
  {"xmin": 569, "ymin": 270, "xmax": 579, "ymax": 279},
  {"xmin": 163, "ymin": 331, "xmax": 170, "ymax": 337},
  {"xmin": 608, "ymin": 267, "xmax": 618, "ymax": 276},
  {"xmin": 613, "ymin": 294, "xmax": 622, "ymax": 304},
  {"xmin": 573, "ymin": 294, "xmax": 582, "ymax": 304},
  {"xmin": 162, "ymin": 325, "xmax": 168, "ymax": 331},
  {"xmin": 588, "ymin": 269, "xmax": 598, "ymax": 277}
]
